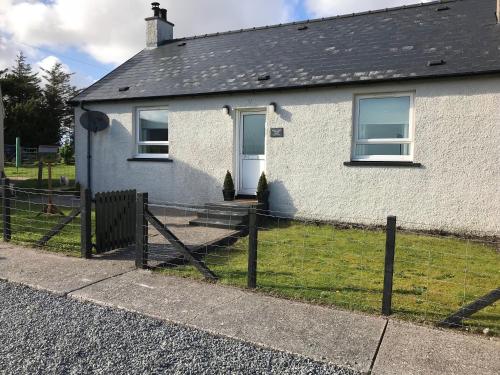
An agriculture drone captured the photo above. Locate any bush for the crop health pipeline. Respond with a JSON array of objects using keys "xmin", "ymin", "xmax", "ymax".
[
  {"xmin": 223, "ymin": 170, "xmax": 235, "ymax": 191},
  {"xmin": 59, "ymin": 143, "xmax": 74, "ymax": 165},
  {"xmin": 257, "ymin": 172, "xmax": 268, "ymax": 194}
]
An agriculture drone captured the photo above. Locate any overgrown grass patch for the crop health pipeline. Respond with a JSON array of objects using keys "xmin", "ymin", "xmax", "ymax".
[{"xmin": 159, "ymin": 219, "xmax": 499, "ymax": 335}]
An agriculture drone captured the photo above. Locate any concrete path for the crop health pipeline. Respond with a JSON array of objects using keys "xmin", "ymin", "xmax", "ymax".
[
  {"xmin": 0, "ymin": 244, "xmax": 498, "ymax": 374},
  {"xmin": 372, "ymin": 320, "xmax": 499, "ymax": 375},
  {"xmin": 0, "ymin": 244, "xmax": 134, "ymax": 295}
]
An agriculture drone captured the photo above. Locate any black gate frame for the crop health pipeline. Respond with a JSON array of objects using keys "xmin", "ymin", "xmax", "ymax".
[{"xmin": 135, "ymin": 192, "xmax": 217, "ymax": 281}]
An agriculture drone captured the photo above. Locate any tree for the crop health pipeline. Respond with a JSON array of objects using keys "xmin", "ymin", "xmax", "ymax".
[
  {"xmin": 0, "ymin": 52, "xmax": 77, "ymax": 147},
  {"xmin": 4, "ymin": 98, "xmax": 47, "ymax": 147},
  {"xmin": 40, "ymin": 62, "xmax": 77, "ymax": 144},
  {"xmin": 0, "ymin": 52, "xmax": 45, "ymax": 146},
  {"xmin": 1, "ymin": 52, "xmax": 42, "ymax": 103}
]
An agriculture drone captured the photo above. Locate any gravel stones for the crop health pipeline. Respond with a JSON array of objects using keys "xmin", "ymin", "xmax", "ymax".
[{"xmin": 0, "ymin": 281, "xmax": 358, "ymax": 375}]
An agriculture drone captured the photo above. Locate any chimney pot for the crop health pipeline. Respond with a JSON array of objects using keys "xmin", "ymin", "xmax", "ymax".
[
  {"xmin": 151, "ymin": 2, "xmax": 160, "ymax": 17},
  {"xmin": 160, "ymin": 8, "xmax": 167, "ymax": 20}
]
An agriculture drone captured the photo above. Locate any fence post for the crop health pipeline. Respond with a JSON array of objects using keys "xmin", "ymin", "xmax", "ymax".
[
  {"xmin": 80, "ymin": 188, "xmax": 92, "ymax": 258},
  {"xmin": 2, "ymin": 178, "xmax": 11, "ymax": 242},
  {"xmin": 382, "ymin": 215, "xmax": 397, "ymax": 316},
  {"xmin": 135, "ymin": 192, "xmax": 148, "ymax": 269},
  {"xmin": 247, "ymin": 207, "xmax": 258, "ymax": 288},
  {"xmin": 15, "ymin": 137, "xmax": 21, "ymax": 169},
  {"xmin": 36, "ymin": 160, "xmax": 43, "ymax": 189}
]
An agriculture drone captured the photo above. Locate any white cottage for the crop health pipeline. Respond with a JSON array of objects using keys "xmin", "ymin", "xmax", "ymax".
[{"xmin": 71, "ymin": 0, "xmax": 500, "ymax": 235}]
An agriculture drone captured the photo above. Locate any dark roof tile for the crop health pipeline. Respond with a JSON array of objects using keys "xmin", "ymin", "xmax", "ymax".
[{"xmin": 73, "ymin": 0, "xmax": 500, "ymax": 103}]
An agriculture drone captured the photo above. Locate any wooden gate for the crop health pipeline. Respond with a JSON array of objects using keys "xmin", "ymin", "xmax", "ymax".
[{"xmin": 95, "ymin": 190, "xmax": 136, "ymax": 253}]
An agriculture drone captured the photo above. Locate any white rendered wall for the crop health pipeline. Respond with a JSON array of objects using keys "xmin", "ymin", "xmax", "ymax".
[{"xmin": 75, "ymin": 76, "xmax": 500, "ymax": 234}]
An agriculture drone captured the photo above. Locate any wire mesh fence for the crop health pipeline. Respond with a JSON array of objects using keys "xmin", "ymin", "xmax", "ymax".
[
  {"xmin": 0, "ymin": 183, "xmax": 82, "ymax": 254},
  {"xmin": 1, "ymin": 183, "xmax": 497, "ymax": 335},
  {"xmin": 137, "ymin": 199, "xmax": 499, "ymax": 336},
  {"xmin": 391, "ymin": 220, "xmax": 499, "ymax": 334},
  {"xmin": 137, "ymin": 198, "xmax": 246, "ymax": 279},
  {"xmin": 251, "ymin": 210, "xmax": 387, "ymax": 313}
]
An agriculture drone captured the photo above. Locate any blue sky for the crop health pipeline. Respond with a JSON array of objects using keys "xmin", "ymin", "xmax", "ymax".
[{"xmin": 0, "ymin": 0, "xmax": 432, "ymax": 88}]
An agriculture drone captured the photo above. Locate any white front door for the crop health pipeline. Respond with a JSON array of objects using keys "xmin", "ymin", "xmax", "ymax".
[{"xmin": 238, "ymin": 111, "xmax": 266, "ymax": 196}]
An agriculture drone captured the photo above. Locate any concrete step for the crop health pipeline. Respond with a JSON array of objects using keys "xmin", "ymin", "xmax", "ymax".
[
  {"xmin": 189, "ymin": 217, "xmax": 246, "ymax": 230},
  {"xmin": 205, "ymin": 202, "xmax": 257, "ymax": 213},
  {"xmin": 196, "ymin": 209, "xmax": 248, "ymax": 222}
]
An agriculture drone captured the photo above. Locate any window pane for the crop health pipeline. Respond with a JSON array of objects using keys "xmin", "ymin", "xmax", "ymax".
[
  {"xmin": 138, "ymin": 145, "xmax": 169, "ymax": 154},
  {"xmin": 358, "ymin": 96, "xmax": 410, "ymax": 139},
  {"xmin": 243, "ymin": 114, "xmax": 265, "ymax": 155},
  {"xmin": 355, "ymin": 144, "xmax": 410, "ymax": 156},
  {"xmin": 139, "ymin": 109, "xmax": 168, "ymax": 142}
]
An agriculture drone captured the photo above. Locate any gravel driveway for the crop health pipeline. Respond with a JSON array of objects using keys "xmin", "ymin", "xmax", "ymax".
[{"xmin": 0, "ymin": 281, "xmax": 358, "ymax": 375}]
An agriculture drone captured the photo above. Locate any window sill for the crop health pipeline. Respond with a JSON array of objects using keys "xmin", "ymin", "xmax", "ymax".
[
  {"xmin": 127, "ymin": 157, "xmax": 173, "ymax": 163},
  {"xmin": 344, "ymin": 161, "xmax": 422, "ymax": 167}
]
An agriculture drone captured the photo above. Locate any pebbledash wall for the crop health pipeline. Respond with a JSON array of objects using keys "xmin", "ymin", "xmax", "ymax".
[{"xmin": 75, "ymin": 76, "xmax": 500, "ymax": 235}]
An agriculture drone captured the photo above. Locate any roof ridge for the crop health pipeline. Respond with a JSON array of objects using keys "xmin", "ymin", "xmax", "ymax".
[{"xmin": 166, "ymin": 0, "xmax": 459, "ymax": 44}]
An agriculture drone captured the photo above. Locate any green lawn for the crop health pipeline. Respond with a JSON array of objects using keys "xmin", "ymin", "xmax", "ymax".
[
  {"xmin": 159, "ymin": 219, "xmax": 499, "ymax": 335},
  {"xmin": 0, "ymin": 198, "xmax": 83, "ymax": 256},
  {"xmin": 4, "ymin": 163, "xmax": 76, "ymax": 190}
]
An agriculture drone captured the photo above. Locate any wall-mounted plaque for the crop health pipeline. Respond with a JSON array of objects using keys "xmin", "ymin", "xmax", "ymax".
[{"xmin": 270, "ymin": 128, "xmax": 284, "ymax": 137}]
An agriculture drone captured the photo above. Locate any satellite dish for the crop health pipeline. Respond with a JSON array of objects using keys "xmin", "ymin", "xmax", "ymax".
[{"xmin": 80, "ymin": 111, "xmax": 110, "ymax": 132}]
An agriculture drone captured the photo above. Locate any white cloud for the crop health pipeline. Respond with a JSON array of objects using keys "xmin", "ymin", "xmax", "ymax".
[
  {"xmin": 305, "ymin": 0, "xmax": 434, "ymax": 17},
  {"xmin": 1, "ymin": 0, "xmax": 294, "ymax": 66},
  {"xmin": 0, "ymin": 35, "xmax": 21, "ymax": 70},
  {"xmin": 36, "ymin": 55, "xmax": 69, "ymax": 73},
  {"xmin": 34, "ymin": 55, "xmax": 69, "ymax": 85}
]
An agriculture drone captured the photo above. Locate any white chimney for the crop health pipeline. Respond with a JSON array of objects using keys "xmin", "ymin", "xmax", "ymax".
[{"xmin": 146, "ymin": 2, "xmax": 174, "ymax": 48}]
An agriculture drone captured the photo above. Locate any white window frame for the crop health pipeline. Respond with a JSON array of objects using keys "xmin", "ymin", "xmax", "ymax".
[
  {"xmin": 135, "ymin": 106, "xmax": 169, "ymax": 158},
  {"xmin": 352, "ymin": 92, "xmax": 415, "ymax": 162}
]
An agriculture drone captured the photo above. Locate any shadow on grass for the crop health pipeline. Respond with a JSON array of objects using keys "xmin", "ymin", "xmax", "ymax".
[{"xmin": 258, "ymin": 216, "xmax": 293, "ymax": 230}]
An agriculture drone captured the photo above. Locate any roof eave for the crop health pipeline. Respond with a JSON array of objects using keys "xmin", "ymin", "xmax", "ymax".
[{"xmin": 69, "ymin": 69, "xmax": 500, "ymax": 106}]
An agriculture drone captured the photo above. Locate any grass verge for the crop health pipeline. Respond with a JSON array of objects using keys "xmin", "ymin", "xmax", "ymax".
[{"xmin": 158, "ymin": 219, "xmax": 499, "ymax": 335}]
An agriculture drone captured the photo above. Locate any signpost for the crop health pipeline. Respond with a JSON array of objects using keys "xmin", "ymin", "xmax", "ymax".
[
  {"xmin": 38, "ymin": 145, "xmax": 63, "ymax": 215},
  {"xmin": 15, "ymin": 137, "xmax": 21, "ymax": 170}
]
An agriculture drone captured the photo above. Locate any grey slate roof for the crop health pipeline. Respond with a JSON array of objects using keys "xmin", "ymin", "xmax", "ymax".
[{"xmin": 72, "ymin": 0, "xmax": 500, "ymax": 103}]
